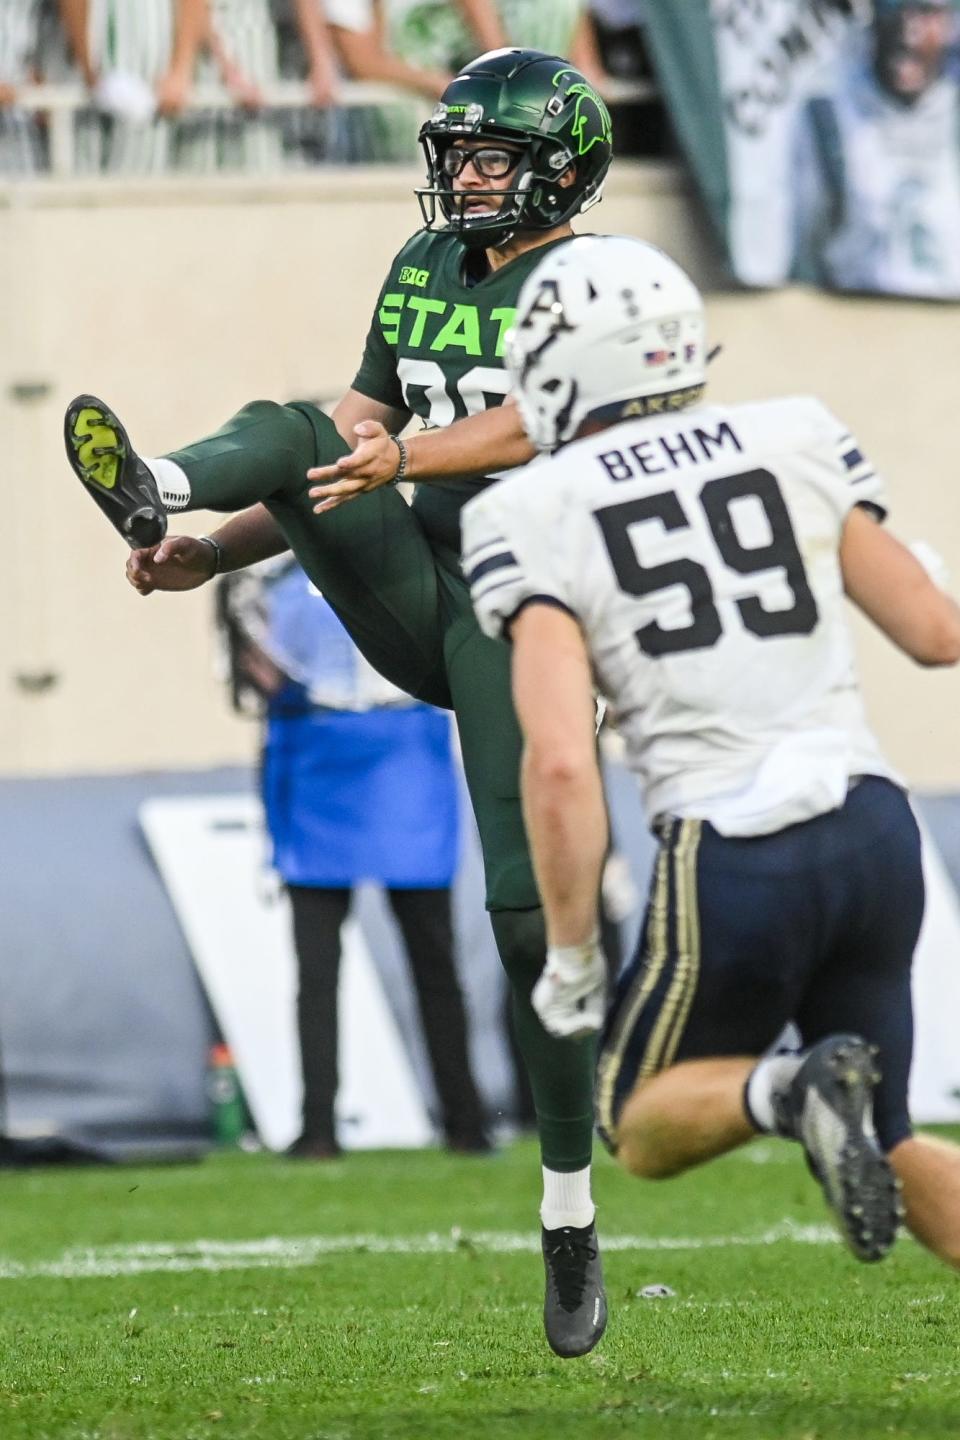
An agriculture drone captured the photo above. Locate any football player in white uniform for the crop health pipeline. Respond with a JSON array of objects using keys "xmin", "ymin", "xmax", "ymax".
[{"xmin": 463, "ymin": 234, "xmax": 960, "ymax": 1271}]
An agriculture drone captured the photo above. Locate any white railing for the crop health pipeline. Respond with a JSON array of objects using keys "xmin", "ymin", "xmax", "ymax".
[{"xmin": 14, "ymin": 76, "xmax": 657, "ymax": 178}]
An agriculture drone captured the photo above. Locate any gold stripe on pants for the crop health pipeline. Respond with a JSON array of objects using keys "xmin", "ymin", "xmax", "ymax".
[{"xmin": 595, "ymin": 819, "xmax": 702, "ymax": 1148}]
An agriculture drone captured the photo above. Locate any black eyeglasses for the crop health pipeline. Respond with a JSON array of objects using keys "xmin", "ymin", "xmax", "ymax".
[{"xmin": 441, "ymin": 146, "xmax": 523, "ymax": 180}]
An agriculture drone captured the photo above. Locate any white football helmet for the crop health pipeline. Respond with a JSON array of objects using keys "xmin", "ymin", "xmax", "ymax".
[{"xmin": 505, "ymin": 235, "xmax": 707, "ymax": 451}]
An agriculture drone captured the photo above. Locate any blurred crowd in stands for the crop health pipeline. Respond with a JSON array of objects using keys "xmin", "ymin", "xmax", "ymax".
[{"xmin": 0, "ymin": 0, "xmax": 663, "ymax": 175}]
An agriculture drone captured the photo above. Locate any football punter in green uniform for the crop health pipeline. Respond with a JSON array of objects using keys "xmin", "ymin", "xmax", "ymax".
[{"xmin": 63, "ymin": 48, "xmax": 612, "ymax": 1359}]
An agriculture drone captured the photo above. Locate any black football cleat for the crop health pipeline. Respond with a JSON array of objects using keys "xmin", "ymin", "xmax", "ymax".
[
  {"xmin": 284, "ymin": 1134, "xmax": 342, "ymax": 1161},
  {"xmin": 64, "ymin": 394, "xmax": 167, "ymax": 549},
  {"xmin": 541, "ymin": 1220, "xmax": 607, "ymax": 1357},
  {"xmin": 774, "ymin": 1034, "xmax": 901, "ymax": 1263},
  {"xmin": 444, "ymin": 1130, "xmax": 496, "ymax": 1155}
]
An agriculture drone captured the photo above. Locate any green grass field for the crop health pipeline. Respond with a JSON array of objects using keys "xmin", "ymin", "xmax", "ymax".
[{"xmin": 2, "ymin": 1134, "xmax": 958, "ymax": 1440}]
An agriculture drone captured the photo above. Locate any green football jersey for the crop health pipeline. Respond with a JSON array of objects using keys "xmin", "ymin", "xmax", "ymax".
[{"xmin": 352, "ymin": 228, "xmax": 574, "ymax": 552}]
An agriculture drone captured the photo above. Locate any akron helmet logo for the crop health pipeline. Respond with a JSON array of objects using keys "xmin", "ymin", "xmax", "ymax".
[{"xmin": 551, "ymin": 69, "xmax": 612, "ymax": 157}]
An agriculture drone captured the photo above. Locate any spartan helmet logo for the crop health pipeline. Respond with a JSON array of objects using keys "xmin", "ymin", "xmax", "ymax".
[{"xmin": 551, "ymin": 68, "xmax": 613, "ymax": 156}]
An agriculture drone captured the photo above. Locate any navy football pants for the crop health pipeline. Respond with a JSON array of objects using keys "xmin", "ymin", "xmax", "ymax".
[{"xmin": 597, "ymin": 778, "xmax": 924, "ymax": 1154}]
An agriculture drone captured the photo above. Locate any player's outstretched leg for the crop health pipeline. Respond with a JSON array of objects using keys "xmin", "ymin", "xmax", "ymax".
[
  {"xmin": 541, "ymin": 1219, "xmax": 607, "ymax": 1359},
  {"xmin": 64, "ymin": 395, "xmax": 167, "ymax": 548},
  {"xmin": 773, "ymin": 1034, "xmax": 901, "ymax": 1262}
]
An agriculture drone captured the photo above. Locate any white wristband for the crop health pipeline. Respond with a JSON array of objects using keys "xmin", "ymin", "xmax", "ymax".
[
  {"xmin": 547, "ymin": 933, "xmax": 602, "ymax": 971},
  {"xmin": 909, "ymin": 540, "xmax": 951, "ymax": 592}
]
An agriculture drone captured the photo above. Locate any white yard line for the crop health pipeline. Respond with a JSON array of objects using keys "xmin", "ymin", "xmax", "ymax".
[{"xmin": 0, "ymin": 1221, "xmax": 838, "ymax": 1280}]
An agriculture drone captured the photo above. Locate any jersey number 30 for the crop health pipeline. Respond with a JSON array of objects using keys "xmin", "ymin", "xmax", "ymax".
[
  {"xmin": 397, "ymin": 358, "xmax": 510, "ymax": 426},
  {"xmin": 594, "ymin": 469, "xmax": 819, "ymax": 658}
]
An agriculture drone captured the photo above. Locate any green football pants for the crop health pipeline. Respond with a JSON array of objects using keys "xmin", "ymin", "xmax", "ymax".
[{"xmin": 168, "ymin": 400, "xmax": 596, "ymax": 1171}]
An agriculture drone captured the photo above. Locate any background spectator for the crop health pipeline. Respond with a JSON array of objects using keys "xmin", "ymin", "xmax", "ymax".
[
  {"xmin": 7, "ymin": 0, "xmax": 634, "ymax": 176},
  {"xmin": 325, "ymin": 0, "xmax": 476, "ymax": 101},
  {"xmin": 288, "ymin": 0, "xmax": 339, "ymax": 106},
  {"xmin": 58, "ymin": 0, "xmax": 208, "ymax": 173},
  {"xmin": 0, "ymin": 0, "xmax": 46, "ymax": 174},
  {"xmin": 218, "ymin": 559, "xmax": 492, "ymax": 1158},
  {"xmin": 182, "ymin": 0, "xmax": 285, "ymax": 171},
  {"xmin": 323, "ymin": 0, "xmax": 612, "ymax": 161},
  {"xmin": 588, "ymin": 0, "xmax": 670, "ymax": 158},
  {"xmin": 322, "ymin": 0, "xmax": 473, "ymax": 162},
  {"xmin": 792, "ymin": 0, "xmax": 960, "ymax": 298},
  {"xmin": 181, "ymin": 0, "xmax": 341, "ymax": 171},
  {"xmin": 496, "ymin": 0, "xmax": 610, "ymax": 91},
  {"xmin": 588, "ymin": 0, "xmax": 646, "ymax": 78}
]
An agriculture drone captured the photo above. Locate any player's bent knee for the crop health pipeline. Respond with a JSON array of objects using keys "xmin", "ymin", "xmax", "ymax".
[
  {"xmin": 236, "ymin": 399, "xmax": 321, "ymax": 443},
  {"xmin": 238, "ymin": 399, "xmax": 289, "ymax": 422}
]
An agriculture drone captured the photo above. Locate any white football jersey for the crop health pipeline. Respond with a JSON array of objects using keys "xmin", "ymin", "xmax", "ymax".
[{"xmin": 463, "ymin": 395, "xmax": 899, "ymax": 836}]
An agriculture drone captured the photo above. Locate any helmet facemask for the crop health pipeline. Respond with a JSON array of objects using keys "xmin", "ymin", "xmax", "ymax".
[
  {"xmin": 417, "ymin": 114, "xmax": 581, "ymax": 249},
  {"xmin": 415, "ymin": 50, "xmax": 612, "ymax": 250}
]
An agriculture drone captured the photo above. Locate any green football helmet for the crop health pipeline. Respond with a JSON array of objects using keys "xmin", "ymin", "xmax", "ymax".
[{"xmin": 416, "ymin": 48, "xmax": 613, "ymax": 249}]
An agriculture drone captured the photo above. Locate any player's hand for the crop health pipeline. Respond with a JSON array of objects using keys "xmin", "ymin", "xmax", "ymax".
[
  {"xmin": 307, "ymin": 421, "xmax": 401, "ymax": 513},
  {"xmin": 126, "ymin": 535, "xmax": 218, "ymax": 595},
  {"xmin": 532, "ymin": 938, "xmax": 607, "ymax": 1040}
]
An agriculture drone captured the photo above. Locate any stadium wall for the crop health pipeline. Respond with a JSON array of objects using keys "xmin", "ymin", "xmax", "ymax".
[
  {"xmin": 1, "ymin": 761, "xmax": 958, "ymax": 1156},
  {"xmin": 0, "ymin": 765, "xmax": 519, "ymax": 1159},
  {"xmin": 1, "ymin": 161, "xmax": 958, "ymax": 783}
]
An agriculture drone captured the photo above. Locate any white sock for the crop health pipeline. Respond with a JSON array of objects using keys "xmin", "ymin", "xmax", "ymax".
[
  {"xmin": 744, "ymin": 1052, "xmax": 804, "ymax": 1134},
  {"xmin": 143, "ymin": 456, "xmax": 191, "ymax": 512},
  {"xmin": 540, "ymin": 1164, "xmax": 595, "ymax": 1231}
]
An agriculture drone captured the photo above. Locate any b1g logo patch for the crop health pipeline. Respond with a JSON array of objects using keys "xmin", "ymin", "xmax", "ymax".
[{"xmin": 399, "ymin": 266, "xmax": 430, "ymax": 287}]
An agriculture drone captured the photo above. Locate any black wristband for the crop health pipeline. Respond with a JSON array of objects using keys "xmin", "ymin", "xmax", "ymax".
[
  {"xmin": 198, "ymin": 535, "xmax": 223, "ymax": 576},
  {"xmin": 388, "ymin": 434, "xmax": 408, "ymax": 486}
]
